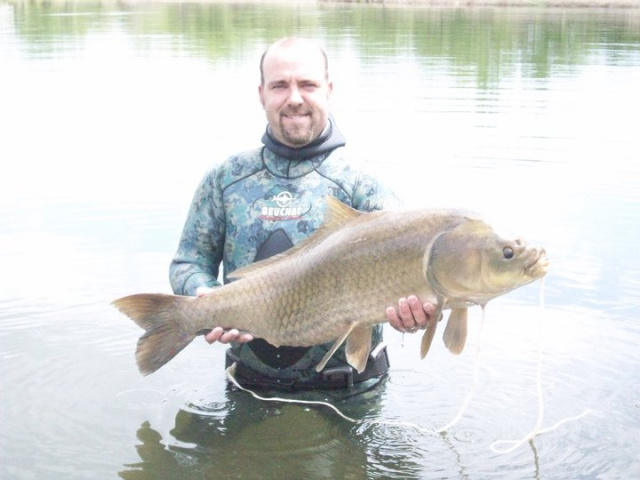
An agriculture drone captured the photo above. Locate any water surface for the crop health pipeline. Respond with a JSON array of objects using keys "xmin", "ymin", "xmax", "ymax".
[{"xmin": 1, "ymin": 2, "xmax": 639, "ymax": 479}]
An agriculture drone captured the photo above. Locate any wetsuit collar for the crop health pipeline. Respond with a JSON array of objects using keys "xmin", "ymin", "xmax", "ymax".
[{"xmin": 261, "ymin": 115, "xmax": 346, "ymax": 161}]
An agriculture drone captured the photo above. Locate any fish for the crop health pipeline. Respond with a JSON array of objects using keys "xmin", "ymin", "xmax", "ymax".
[{"xmin": 113, "ymin": 197, "xmax": 549, "ymax": 376}]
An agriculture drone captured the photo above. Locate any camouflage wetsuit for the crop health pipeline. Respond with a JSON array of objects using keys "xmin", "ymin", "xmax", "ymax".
[{"xmin": 170, "ymin": 118, "xmax": 397, "ymax": 390}]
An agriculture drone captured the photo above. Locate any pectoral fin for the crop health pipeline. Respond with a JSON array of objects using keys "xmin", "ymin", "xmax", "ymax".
[
  {"xmin": 443, "ymin": 308, "xmax": 468, "ymax": 355},
  {"xmin": 420, "ymin": 305, "xmax": 443, "ymax": 359},
  {"xmin": 345, "ymin": 325, "xmax": 373, "ymax": 374},
  {"xmin": 315, "ymin": 324, "xmax": 356, "ymax": 373}
]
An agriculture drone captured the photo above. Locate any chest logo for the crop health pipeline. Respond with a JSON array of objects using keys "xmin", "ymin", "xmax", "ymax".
[{"xmin": 257, "ymin": 191, "xmax": 311, "ymax": 220}]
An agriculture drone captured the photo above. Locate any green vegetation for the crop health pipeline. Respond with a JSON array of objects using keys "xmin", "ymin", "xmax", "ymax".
[{"xmin": 4, "ymin": 1, "xmax": 639, "ymax": 87}]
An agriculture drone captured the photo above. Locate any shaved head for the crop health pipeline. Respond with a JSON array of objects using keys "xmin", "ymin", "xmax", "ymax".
[{"xmin": 260, "ymin": 37, "xmax": 329, "ymax": 86}]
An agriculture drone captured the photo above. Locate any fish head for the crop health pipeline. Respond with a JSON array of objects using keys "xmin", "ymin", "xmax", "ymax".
[{"xmin": 427, "ymin": 219, "xmax": 549, "ymax": 305}]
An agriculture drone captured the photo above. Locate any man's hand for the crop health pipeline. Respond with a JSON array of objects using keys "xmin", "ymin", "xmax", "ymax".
[
  {"xmin": 386, "ymin": 295, "xmax": 435, "ymax": 333},
  {"xmin": 203, "ymin": 327, "xmax": 254, "ymax": 345},
  {"xmin": 196, "ymin": 287, "xmax": 254, "ymax": 344}
]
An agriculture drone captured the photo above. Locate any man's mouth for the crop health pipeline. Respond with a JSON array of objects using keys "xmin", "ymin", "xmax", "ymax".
[{"xmin": 283, "ymin": 112, "xmax": 309, "ymax": 120}]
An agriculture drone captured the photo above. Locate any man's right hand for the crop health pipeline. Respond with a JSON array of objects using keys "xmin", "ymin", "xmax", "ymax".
[
  {"xmin": 204, "ymin": 327, "xmax": 254, "ymax": 345},
  {"xmin": 196, "ymin": 287, "xmax": 254, "ymax": 344}
]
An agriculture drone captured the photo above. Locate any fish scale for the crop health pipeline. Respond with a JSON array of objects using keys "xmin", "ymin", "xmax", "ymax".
[{"xmin": 114, "ymin": 198, "xmax": 548, "ymax": 376}]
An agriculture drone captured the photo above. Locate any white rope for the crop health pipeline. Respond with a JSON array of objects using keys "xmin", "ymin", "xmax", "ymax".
[
  {"xmin": 226, "ymin": 282, "xmax": 591, "ymax": 450},
  {"xmin": 490, "ymin": 279, "xmax": 592, "ymax": 453},
  {"xmin": 226, "ymin": 361, "xmax": 450, "ymax": 435},
  {"xmin": 434, "ymin": 306, "xmax": 487, "ymax": 433},
  {"xmin": 489, "ymin": 283, "xmax": 546, "ymax": 453},
  {"xmin": 225, "ymin": 363, "xmax": 360, "ymax": 424},
  {"xmin": 223, "ymin": 311, "xmax": 491, "ymax": 438}
]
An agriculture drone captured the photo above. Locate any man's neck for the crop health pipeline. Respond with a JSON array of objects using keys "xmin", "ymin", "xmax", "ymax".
[{"xmin": 262, "ymin": 116, "xmax": 346, "ymax": 161}]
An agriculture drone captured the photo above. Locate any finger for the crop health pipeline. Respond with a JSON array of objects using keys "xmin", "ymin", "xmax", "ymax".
[
  {"xmin": 386, "ymin": 305, "xmax": 402, "ymax": 330},
  {"xmin": 397, "ymin": 297, "xmax": 416, "ymax": 330},
  {"xmin": 204, "ymin": 327, "xmax": 225, "ymax": 344},
  {"xmin": 423, "ymin": 302, "xmax": 437, "ymax": 320},
  {"xmin": 407, "ymin": 295, "xmax": 429, "ymax": 329},
  {"xmin": 236, "ymin": 332, "xmax": 255, "ymax": 343},
  {"xmin": 196, "ymin": 286, "xmax": 215, "ymax": 297},
  {"xmin": 218, "ymin": 329, "xmax": 240, "ymax": 344}
]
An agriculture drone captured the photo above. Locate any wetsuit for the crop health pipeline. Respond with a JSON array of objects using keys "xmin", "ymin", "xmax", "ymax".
[{"xmin": 170, "ymin": 118, "xmax": 397, "ymax": 390}]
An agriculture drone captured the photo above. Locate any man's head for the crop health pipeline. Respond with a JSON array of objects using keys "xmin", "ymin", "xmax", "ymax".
[{"xmin": 259, "ymin": 37, "xmax": 333, "ymax": 148}]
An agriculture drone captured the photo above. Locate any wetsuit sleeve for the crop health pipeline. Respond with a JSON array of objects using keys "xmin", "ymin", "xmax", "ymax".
[
  {"xmin": 169, "ymin": 168, "xmax": 225, "ymax": 296},
  {"xmin": 351, "ymin": 170, "xmax": 402, "ymax": 212}
]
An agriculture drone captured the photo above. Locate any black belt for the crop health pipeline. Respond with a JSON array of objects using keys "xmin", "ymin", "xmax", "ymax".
[{"xmin": 226, "ymin": 342, "xmax": 390, "ymax": 391}]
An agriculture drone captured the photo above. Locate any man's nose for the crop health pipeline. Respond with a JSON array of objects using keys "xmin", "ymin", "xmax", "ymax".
[{"xmin": 287, "ymin": 86, "xmax": 303, "ymax": 105}]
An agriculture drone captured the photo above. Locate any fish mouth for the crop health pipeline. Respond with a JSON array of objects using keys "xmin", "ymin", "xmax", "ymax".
[{"xmin": 524, "ymin": 248, "xmax": 549, "ymax": 278}]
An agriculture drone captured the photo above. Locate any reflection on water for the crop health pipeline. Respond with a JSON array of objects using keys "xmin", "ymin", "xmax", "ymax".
[
  {"xmin": 121, "ymin": 392, "xmax": 375, "ymax": 480},
  {"xmin": 1, "ymin": 1, "xmax": 640, "ymax": 479}
]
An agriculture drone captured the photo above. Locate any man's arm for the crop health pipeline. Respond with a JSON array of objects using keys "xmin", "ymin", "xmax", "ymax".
[{"xmin": 169, "ymin": 170, "xmax": 225, "ymax": 296}]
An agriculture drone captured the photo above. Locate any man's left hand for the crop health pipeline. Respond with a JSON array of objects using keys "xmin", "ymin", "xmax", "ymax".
[{"xmin": 386, "ymin": 295, "xmax": 435, "ymax": 333}]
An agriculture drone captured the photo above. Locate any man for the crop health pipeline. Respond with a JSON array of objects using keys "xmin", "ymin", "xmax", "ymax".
[{"xmin": 170, "ymin": 37, "xmax": 433, "ymax": 391}]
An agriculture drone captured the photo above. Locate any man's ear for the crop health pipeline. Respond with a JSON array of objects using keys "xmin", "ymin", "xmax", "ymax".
[{"xmin": 258, "ymin": 84, "xmax": 266, "ymax": 108}]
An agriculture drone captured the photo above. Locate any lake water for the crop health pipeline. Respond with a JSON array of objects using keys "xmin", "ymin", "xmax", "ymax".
[{"xmin": 1, "ymin": 1, "xmax": 639, "ymax": 479}]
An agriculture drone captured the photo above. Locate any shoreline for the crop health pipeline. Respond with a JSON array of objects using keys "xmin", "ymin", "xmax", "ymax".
[
  {"xmin": 323, "ymin": 0, "xmax": 640, "ymax": 6},
  {"xmin": 349, "ymin": 1, "xmax": 637, "ymax": 6},
  {"xmin": 5, "ymin": 0, "xmax": 640, "ymax": 8}
]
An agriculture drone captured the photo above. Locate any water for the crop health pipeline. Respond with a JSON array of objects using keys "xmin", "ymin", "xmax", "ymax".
[{"xmin": 1, "ymin": 1, "xmax": 639, "ymax": 478}]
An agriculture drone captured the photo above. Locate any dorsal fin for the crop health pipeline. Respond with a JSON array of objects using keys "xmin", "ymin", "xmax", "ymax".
[
  {"xmin": 228, "ymin": 197, "xmax": 362, "ymax": 280},
  {"xmin": 323, "ymin": 196, "xmax": 363, "ymax": 227}
]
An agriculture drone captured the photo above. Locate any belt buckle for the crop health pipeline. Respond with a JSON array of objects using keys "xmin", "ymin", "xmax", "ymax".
[
  {"xmin": 322, "ymin": 365, "xmax": 354, "ymax": 388},
  {"xmin": 370, "ymin": 342, "xmax": 387, "ymax": 361}
]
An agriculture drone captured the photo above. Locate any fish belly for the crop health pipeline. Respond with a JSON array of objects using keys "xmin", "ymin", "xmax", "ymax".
[{"xmin": 201, "ymin": 211, "xmax": 449, "ymax": 348}]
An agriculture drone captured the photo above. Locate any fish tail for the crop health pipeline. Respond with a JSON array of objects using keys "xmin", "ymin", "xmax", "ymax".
[{"xmin": 112, "ymin": 293, "xmax": 196, "ymax": 376}]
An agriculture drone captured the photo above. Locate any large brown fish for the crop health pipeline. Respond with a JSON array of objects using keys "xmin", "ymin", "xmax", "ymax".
[{"xmin": 113, "ymin": 198, "xmax": 548, "ymax": 376}]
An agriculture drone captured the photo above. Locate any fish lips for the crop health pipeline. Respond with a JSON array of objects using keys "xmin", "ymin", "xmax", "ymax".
[{"xmin": 524, "ymin": 248, "xmax": 549, "ymax": 278}]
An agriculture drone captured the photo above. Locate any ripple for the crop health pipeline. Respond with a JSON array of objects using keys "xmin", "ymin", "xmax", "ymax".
[{"xmin": 116, "ymin": 388, "xmax": 169, "ymax": 408}]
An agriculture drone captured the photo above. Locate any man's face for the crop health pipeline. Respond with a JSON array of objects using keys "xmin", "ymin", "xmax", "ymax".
[{"xmin": 259, "ymin": 43, "xmax": 333, "ymax": 148}]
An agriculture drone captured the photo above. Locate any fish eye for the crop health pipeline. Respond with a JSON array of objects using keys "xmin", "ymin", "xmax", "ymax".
[{"xmin": 503, "ymin": 246, "xmax": 514, "ymax": 259}]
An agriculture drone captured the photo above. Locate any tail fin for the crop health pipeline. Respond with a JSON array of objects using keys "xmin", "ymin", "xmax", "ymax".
[{"xmin": 112, "ymin": 293, "xmax": 196, "ymax": 376}]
